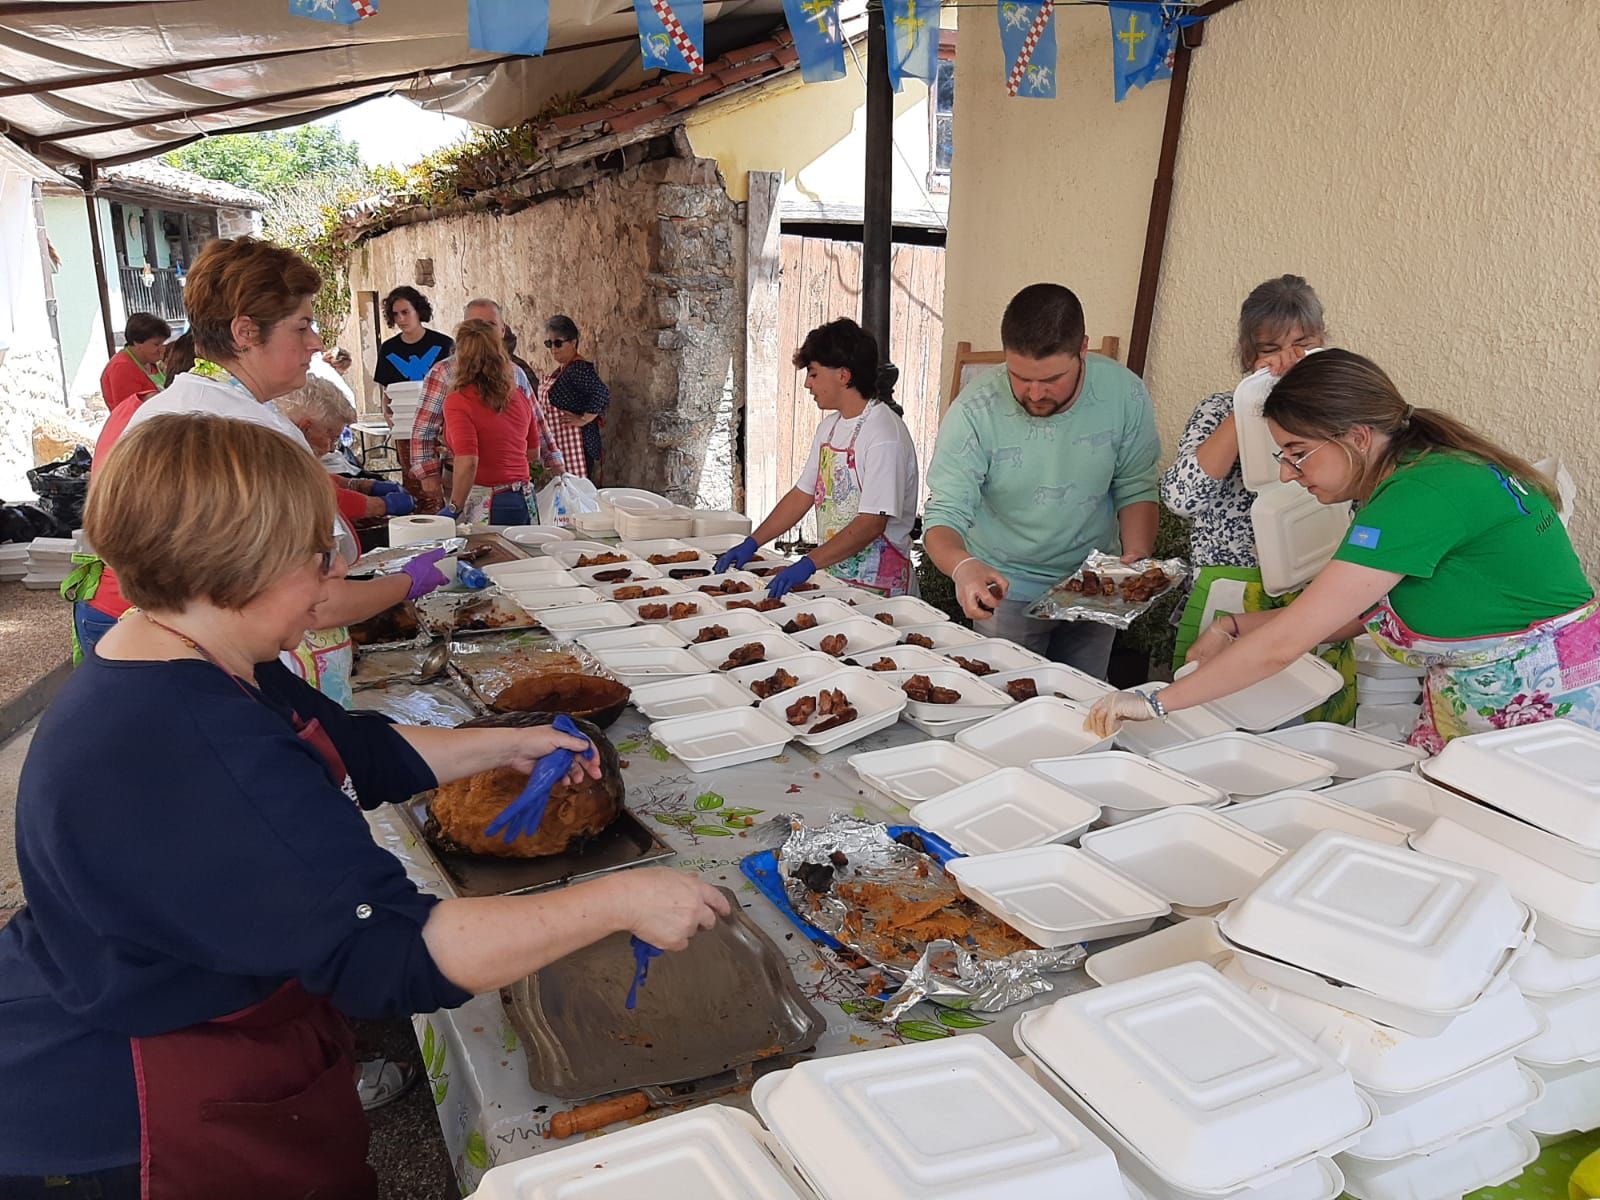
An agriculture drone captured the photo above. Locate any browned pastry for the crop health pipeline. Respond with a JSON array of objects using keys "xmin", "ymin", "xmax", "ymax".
[
  {"xmin": 902, "ymin": 674, "xmax": 959, "ymax": 704},
  {"xmin": 668, "ymin": 601, "xmax": 701, "ymax": 620},
  {"xmin": 874, "ymin": 613, "xmax": 895, "ymax": 626},
  {"xmin": 865, "ymin": 657, "xmax": 898, "ymax": 672},
  {"xmin": 819, "ymin": 633, "xmax": 849, "ymax": 657},
  {"xmin": 638, "ymin": 603, "xmax": 669, "ymax": 621},
  {"xmin": 720, "ymin": 642, "xmax": 768, "ymax": 670},
  {"xmin": 781, "ymin": 612, "xmax": 819, "ymax": 634},
  {"xmin": 691, "ymin": 624, "xmax": 730, "ymax": 645},
  {"xmin": 577, "ymin": 552, "xmax": 629, "ymax": 568},
  {"xmin": 648, "ymin": 550, "xmax": 701, "ymax": 565},
  {"xmin": 1005, "ymin": 677, "xmax": 1039, "ymax": 702},
  {"xmin": 593, "ymin": 567, "xmax": 634, "ymax": 583},
  {"xmin": 750, "ymin": 667, "xmax": 799, "ymax": 700},
  {"xmin": 951, "ymin": 655, "xmax": 995, "ymax": 677},
  {"xmin": 903, "ymin": 633, "xmax": 935, "ymax": 649}
]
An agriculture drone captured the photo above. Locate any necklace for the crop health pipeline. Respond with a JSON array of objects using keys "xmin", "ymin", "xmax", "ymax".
[
  {"xmin": 140, "ymin": 613, "xmax": 255, "ymax": 692},
  {"xmin": 190, "ymin": 357, "xmax": 255, "ymax": 397}
]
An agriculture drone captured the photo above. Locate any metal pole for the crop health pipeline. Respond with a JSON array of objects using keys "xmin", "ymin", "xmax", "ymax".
[
  {"xmin": 862, "ymin": 1, "xmax": 896, "ymax": 400},
  {"xmin": 82, "ymin": 163, "xmax": 117, "ymax": 358}
]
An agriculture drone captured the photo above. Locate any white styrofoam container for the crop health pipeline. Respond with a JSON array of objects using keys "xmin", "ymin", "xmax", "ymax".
[
  {"xmin": 1519, "ymin": 984, "xmax": 1600, "ymax": 1067},
  {"xmin": 481, "ymin": 557, "xmax": 575, "ymax": 583},
  {"xmin": 1174, "ymin": 654, "xmax": 1343, "ymax": 733},
  {"xmin": 577, "ymin": 624, "xmax": 687, "ymax": 654},
  {"xmin": 902, "ymin": 711, "xmax": 987, "ymax": 739},
  {"xmin": 570, "ymin": 559, "xmax": 666, "ymax": 587},
  {"xmin": 911, "ymin": 767, "xmax": 1100, "ymax": 855},
  {"xmin": 1115, "ymin": 689, "xmax": 1236, "ymax": 755},
  {"xmin": 628, "ymin": 673, "xmax": 751, "ymax": 721},
  {"xmin": 1232, "ymin": 366, "xmax": 1283, "ymax": 491},
  {"xmin": 1411, "ymin": 818, "xmax": 1600, "ymax": 957},
  {"xmin": 544, "ymin": 542, "xmax": 639, "ymax": 568},
  {"xmin": 690, "ymin": 630, "xmax": 811, "ymax": 671},
  {"xmin": 755, "ymin": 667, "xmax": 907, "ymax": 754},
  {"xmin": 1354, "ymin": 636, "xmax": 1423, "ymax": 680},
  {"xmin": 986, "ymin": 664, "xmax": 1114, "ymax": 706},
  {"xmin": 1015, "ymin": 963, "xmax": 1374, "ymax": 1195},
  {"xmin": 690, "ymin": 511, "xmax": 754, "ymax": 537},
  {"xmin": 849, "ymin": 644, "xmax": 957, "ymax": 674},
  {"xmin": 849, "ymin": 741, "xmax": 1000, "ymax": 805},
  {"xmin": 1420, "ymin": 720, "xmax": 1600, "ymax": 848},
  {"xmin": 593, "ymin": 578, "xmax": 693, "ymax": 603},
  {"xmin": 533, "ymin": 600, "xmax": 634, "ymax": 633},
  {"xmin": 620, "ymin": 592, "xmax": 725, "ymax": 623},
  {"xmin": 613, "ymin": 505, "xmax": 696, "ymax": 540},
  {"xmin": 792, "ymin": 616, "xmax": 902, "ymax": 658},
  {"xmin": 1227, "ymin": 791, "xmax": 1411, "ymax": 851},
  {"xmin": 846, "ymin": 594, "xmax": 952, "ymax": 628},
  {"xmin": 501, "ymin": 583, "xmax": 602, "ymax": 610},
  {"xmin": 1219, "ymin": 832, "xmax": 1535, "ymax": 1024},
  {"xmin": 1356, "ymin": 676, "xmax": 1423, "ymax": 705},
  {"xmin": 1252, "ymin": 481, "xmax": 1353, "ymax": 597},
  {"xmin": 1262, "ymin": 724, "xmax": 1428, "ymax": 781},
  {"xmin": 1218, "ymin": 959, "xmax": 1547, "ymax": 1098},
  {"xmin": 956, "ymin": 697, "xmax": 1114, "ymax": 767},
  {"xmin": 899, "ymin": 621, "xmax": 988, "ymax": 651},
  {"xmin": 1335, "ymin": 1123, "xmax": 1538, "ymax": 1200},
  {"xmin": 615, "ymin": 537, "xmax": 699, "ymax": 560},
  {"xmin": 725, "ymin": 651, "xmax": 844, "ymax": 700},
  {"xmin": 568, "ymin": 510, "xmax": 617, "ymax": 538},
  {"xmin": 466, "ymin": 1104, "xmax": 811, "ymax": 1200},
  {"xmin": 592, "ymin": 645, "xmax": 710, "ymax": 688},
  {"xmin": 649, "ymin": 707, "xmax": 793, "ymax": 772},
  {"xmin": 941, "ymin": 638, "xmax": 1051, "ymax": 675},
  {"xmin": 752, "ymin": 1036, "xmax": 1127, "ymax": 1200},
  {"xmin": 681, "ymin": 569, "xmax": 764, "ymax": 595},
  {"xmin": 1511, "ymin": 939, "xmax": 1600, "ymax": 998},
  {"xmin": 1523, "ymin": 1061, "xmax": 1600, "ymax": 1137},
  {"xmin": 1354, "ymin": 703, "xmax": 1422, "ymax": 743},
  {"xmin": 947, "ymin": 844, "xmax": 1169, "ymax": 947},
  {"xmin": 881, "ymin": 668, "xmax": 1015, "ymax": 722},
  {"xmin": 1151, "ymin": 733, "xmax": 1335, "ymax": 799},
  {"xmin": 1344, "ymin": 1057, "xmax": 1542, "ymax": 1162},
  {"xmin": 1320, "ymin": 771, "xmax": 1448, "ymax": 833},
  {"xmin": 1083, "ymin": 915, "xmax": 1235, "ymax": 986},
  {"xmin": 683, "ymin": 532, "xmax": 754, "ymax": 555},
  {"xmin": 1420, "ymin": 780, "xmax": 1600, "ymax": 883},
  {"xmin": 1030, "ymin": 751, "xmax": 1226, "ymax": 825},
  {"xmin": 767, "ymin": 595, "xmax": 858, "ymax": 630},
  {"xmin": 666, "ymin": 608, "xmax": 779, "ymax": 646},
  {"xmin": 599, "ymin": 486, "xmax": 673, "ymax": 511},
  {"xmin": 1079, "ymin": 807, "xmax": 1284, "ymax": 916}
]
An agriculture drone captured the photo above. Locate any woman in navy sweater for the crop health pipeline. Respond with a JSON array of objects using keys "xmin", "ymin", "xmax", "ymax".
[{"xmin": 0, "ymin": 415, "xmax": 727, "ymax": 1198}]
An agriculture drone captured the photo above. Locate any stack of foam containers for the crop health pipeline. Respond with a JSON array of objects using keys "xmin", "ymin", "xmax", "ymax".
[
  {"xmin": 1402, "ymin": 721, "xmax": 1600, "ymax": 1142},
  {"xmin": 0, "ymin": 542, "xmax": 27, "ymax": 582},
  {"xmin": 1352, "ymin": 637, "xmax": 1424, "ymax": 741},
  {"xmin": 23, "ymin": 536, "xmax": 76, "ymax": 589},
  {"xmin": 1215, "ymin": 832, "xmax": 1543, "ymax": 1200}
]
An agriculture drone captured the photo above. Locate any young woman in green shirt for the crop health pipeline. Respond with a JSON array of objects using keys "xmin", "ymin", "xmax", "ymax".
[{"xmin": 1090, "ymin": 349, "xmax": 1596, "ymax": 751}]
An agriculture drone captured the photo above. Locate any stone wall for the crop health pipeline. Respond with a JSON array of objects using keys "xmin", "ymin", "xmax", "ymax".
[
  {"xmin": 0, "ymin": 341, "xmax": 95, "ymax": 504},
  {"xmin": 347, "ymin": 152, "xmax": 746, "ymax": 509},
  {"xmin": 216, "ymin": 207, "xmax": 261, "ymax": 238}
]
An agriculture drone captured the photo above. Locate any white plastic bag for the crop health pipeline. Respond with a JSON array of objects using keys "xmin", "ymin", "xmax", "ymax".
[{"xmin": 536, "ymin": 474, "xmax": 601, "ymax": 528}]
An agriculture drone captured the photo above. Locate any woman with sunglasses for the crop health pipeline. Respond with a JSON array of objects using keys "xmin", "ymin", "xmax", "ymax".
[
  {"xmin": 1090, "ymin": 349, "xmax": 1596, "ymax": 750},
  {"xmin": 537, "ymin": 314, "xmax": 610, "ymax": 481}
]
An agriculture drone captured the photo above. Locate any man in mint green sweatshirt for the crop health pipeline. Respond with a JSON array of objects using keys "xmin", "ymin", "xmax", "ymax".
[{"xmin": 923, "ymin": 284, "xmax": 1160, "ymax": 678}]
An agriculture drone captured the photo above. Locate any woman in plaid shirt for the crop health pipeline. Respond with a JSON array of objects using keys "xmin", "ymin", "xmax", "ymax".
[{"xmin": 537, "ymin": 315, "xmax": 611, "ymax": 481}]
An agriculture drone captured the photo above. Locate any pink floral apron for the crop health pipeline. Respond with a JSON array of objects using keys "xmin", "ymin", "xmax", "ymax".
[
  {"xmin": 1365, "ymin": 595, "xmax": 1600, "ymax": 754},
  {"xmin": 814, "ymin": 409, "xmax": 913, "ymax": 597}
]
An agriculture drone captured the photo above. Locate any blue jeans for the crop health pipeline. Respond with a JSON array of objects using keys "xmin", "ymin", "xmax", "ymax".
[
  {"xmin": 975, "ymin": 598, "xmax": 1117, "ymax": 680},
  {"xmin": 73, "ymin": 601, "xmax": 118, "ymax": 659},
  {"xmin": 0, "ymin": 1164, "xmax": 140, "ymax": 1198},
  {"xmin": 489, "ymin": 491, "xmax": 531, "ymax": 526}
]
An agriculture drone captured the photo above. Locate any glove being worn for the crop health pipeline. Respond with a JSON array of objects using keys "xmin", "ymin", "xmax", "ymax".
[
  {"xmin": 370, "ymin": 481, "xmax": 403, "ymax": 497},
  {"xmin": 400, "ymin": 547, "xmax": 450, "ymax": 601},
  {"xmin": 1084, "ymin": 690, "xmax": 1163, "ymax": 739},
  {"xmin": 383, "ymin": 491, "xmax": 416, "ymax": 516},
  {"xmin": 713, "ymin": 537, "xmax": 759, "ymax": 574},
  {"xmin": 626, "ymin": 936, "xmax": 663, "ymax": 1010},
  {"xmin": 484, "ymin": 714, "xmax": 596, "ymax": 844},
  {"xmin": 765, "ymin": 555, "xmax": 818, "ymax": 599}
]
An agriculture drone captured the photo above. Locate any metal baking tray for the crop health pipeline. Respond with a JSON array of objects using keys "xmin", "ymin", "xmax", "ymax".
[
  {"xmin": 461, "ymin": 530, "xmax": 529, "ymax": 568},
  {"xmin": 395, "ymin": 796, "xmax": 675, "ymax": 898},
  {"xmin": 504, "ymin": 886, "xmax": 825, "ymax": 1100}
]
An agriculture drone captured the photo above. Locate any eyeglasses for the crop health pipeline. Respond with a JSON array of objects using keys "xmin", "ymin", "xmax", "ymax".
[
  {"xmin": 1272, "ymin": 441, "xmax": 1328, "ymax": 476},
  {"xmin": 543, "ymin": 338, "xmax": 570, "ymax": 349},
  {"xmin": 317, "ymin": 550, "xmax": 335, "ymax": 577}
]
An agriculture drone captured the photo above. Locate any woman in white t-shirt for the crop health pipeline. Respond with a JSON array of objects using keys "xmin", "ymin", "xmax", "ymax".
[{"xmin": 715, "ymin": 319, "xmax": 920, "ymax": 596}]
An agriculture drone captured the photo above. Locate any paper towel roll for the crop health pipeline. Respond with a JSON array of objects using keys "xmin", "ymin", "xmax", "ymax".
[{"xmin": 389, "ymin": 514, "xmax": 457, "ymax": 547}]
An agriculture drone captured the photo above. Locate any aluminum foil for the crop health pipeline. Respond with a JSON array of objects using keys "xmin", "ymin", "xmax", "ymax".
[
  {"xmin": 414, "ymin": 588, "xmax": 538, "ymax": 637},
  {"xmin": 350, "ymin": 682, "xmax": 482, "ymax": 727},
  {"xmin": 1025, "ymin": 550, "xmax": 1191, "ymax": 628},
  {"xmin": 348, "ymin": 536, "xmax": 467, "ymax": 578},
  {"xmin": 351, "ymin": 641, "xmax": 442, "ymax": 689},
  {"xmin": 777, "ymin": 816, "xmax": 1084, "ymax": 1020}
]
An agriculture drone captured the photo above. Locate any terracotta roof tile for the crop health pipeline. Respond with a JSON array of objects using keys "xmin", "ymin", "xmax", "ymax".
[{"xmin": 601, "ymin": 100, "xmax": 679, "ymax": 136}]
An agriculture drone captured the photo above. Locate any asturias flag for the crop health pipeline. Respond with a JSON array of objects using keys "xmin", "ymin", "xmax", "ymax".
[
  {"xmin": 782, "ymin": 0, "xmax": 846, "ymax": 84},
  {"xmin": 469, "ymin": 0, "xmax": 549, "ymax": 56},
  {"xmin": 884, "ymin": 0, "xmax": 941, "ymax": 91}
]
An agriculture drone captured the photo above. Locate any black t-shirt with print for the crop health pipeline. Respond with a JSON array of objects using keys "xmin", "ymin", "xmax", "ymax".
[{"xmin": 374, "ymin": 329, "xmax": 454, "ymax": 387}]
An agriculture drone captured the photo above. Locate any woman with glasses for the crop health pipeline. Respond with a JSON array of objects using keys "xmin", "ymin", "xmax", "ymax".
[
  {"xmin": 1160, "ymin": 275, "xmax": 1355, "ymax": 722},
  {"xmin": 537, "ymin": 314, "xmax": 610, "ymax": 481},
  {"xmin": 1091, "ymin": 349, "xmax": 1596, "ymax": 751}
]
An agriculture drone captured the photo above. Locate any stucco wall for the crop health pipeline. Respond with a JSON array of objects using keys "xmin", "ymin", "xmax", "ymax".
[
  {"xmin": 41, "ymin": 194, "xmax": 122, "ymax": 404},
  {"xmin": 939, "ymin": 4, "xmax": 1169, "ymax": 396},
  {"xmin": 1146, "ymin": 0, "xmax": 1600, "ymax": 567}
]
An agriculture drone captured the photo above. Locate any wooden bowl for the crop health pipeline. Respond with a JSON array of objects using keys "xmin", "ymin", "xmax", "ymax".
[{"xmin": 489, "ymin": 672, "xmax": 632, "ymax": 728}]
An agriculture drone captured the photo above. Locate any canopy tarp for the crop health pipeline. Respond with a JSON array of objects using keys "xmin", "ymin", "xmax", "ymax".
[{"xmin": 1, "ymin": 0, "xmax": 782, "ymax": 168}]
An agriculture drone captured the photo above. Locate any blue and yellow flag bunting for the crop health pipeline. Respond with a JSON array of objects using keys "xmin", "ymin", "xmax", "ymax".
[
  {"xmin": 998, "ymin": 0, "xmax": 1057, "ymax": 99},
  {"xmin": 469, "ymin": 0, "xmax": 548, "ymax": 56},
  {"xmin": 884, "ymin": 0, "xmax": 941, "ymax": 91},
  {"xmin": 635, "ymin": 0, "xmax": 706, "ymax": 74},
  {"xmin": 781, "ymin": 0, "xmax": 846, "ymax": 83},
  {"xmin": 289, "ymin": 0, "xmax": 376, "ymax": 24},
  {"xmin": 1109, "ymin": 2, "xmax": 1202, "ymax": 102}
]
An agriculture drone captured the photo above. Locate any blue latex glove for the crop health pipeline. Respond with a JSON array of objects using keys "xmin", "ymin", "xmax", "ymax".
[
  {"xmin": 713, "ymin": 537, "xmax": 759, "ymax": 574},
  {"xmin": 626, "ymin": 936, "xmax": 663, "ymax": 1010},
  {"xmin": 400, "ymin": 547, "xmax": 450, "ymax": 600},
  {"xmin": 438, "ymin": 504, "xmax": 459, "ymax": 520},
  {"xmin": 484, "ymin": 715, "xmax": 596, "ymax": 844},
  {"xmin": 370, "ymin": 481, "xmax": 404, "ymax": 496},
  {"xmin": 765, "ymin": 555, "xmax": 817, "ymax": 599},
  {"xmin": 383, "ymin": 491, "xmax": 416, "ymax": 516}
]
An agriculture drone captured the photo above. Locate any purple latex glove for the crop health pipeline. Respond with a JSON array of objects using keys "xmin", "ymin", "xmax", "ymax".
[
  {"xmin": 765, "ymin": 555, "xmax": 817, "ymax": 599},
  {"xmin": 383, "ymin": 491, "xmax": 416, "ymax": 516},
  {"xmin": 400, "ymin": 547, "xmax": 450, "ymax": 600},
  {"xmin": 370, "ymin": 481, "xmax": 404, "ymax": 496}
]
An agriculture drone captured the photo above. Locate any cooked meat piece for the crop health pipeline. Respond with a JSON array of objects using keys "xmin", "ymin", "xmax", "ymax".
[
  {"xmin": 1065, "ymin": 578, "xmax": 1084, "ymax": 593},
  {"xmin": 874, "ymin": 613, "xmax": 895, "ymax": 626},
  {"xmin": 722, "ymin": 580, "xmax": 753, "ymax": 595},
  {"xmin": 817, "ymin": 688, "xmax": 848, "ymax": 715},
  {"xmin": 903, "ymin": 674, "xmax": 960, "ymax": 704},
  {"xmin": 951, "ymin": 655, "xmax": 995, "ymax": 677},
  {"xmin": 1101, "ymin": 577, "xmax": 1117, "ymax": 596},
  {"xmin": 829, "ymin": 850, "xmax": 849, "ymax": 867},
  {"xmin": 755, "ymin": 597, "xmax": 786, "ymax": 612},
  {"xmin": 903, "ymin": 633, "xmax": 935, "ymax": 649},
  {"xmin": 723, "ymin": 599, "xmax": 756, "ymax": 611},
  {"xmin": 865, "ymin": 657, "xmax": 898, "ymax": 672},
  {"xmin": 747, "ymin": 564, "xmax": 779, "ymax": 576},
  {"xmin": 1080, "ymin": 570, "xmax": 1101, "ymax": 594},
  {"xmin": 669, "ymin": 567, "xmax": 711, "ymax": 579},
  {"xmin": 781, "ymin": 612, "xmax": 819, "ymax": 634},
  {"xmin": 612, "ymin": 585, "xmax": 646, "ymax": 602},
  {"xmin": 638, "ymin": 604, "xmax": 669, "ymax": 620},
  {"xmin": 691, "ymin": 624, "xmax": 730, "ymax": 644},
  {"xmin": 811, "ymin": 705, "xmax": 859, "ymax": 734},
  {"xmin": 750, "ymin": 667, "xmax": 800, "ymax": 700},
  {"xmin": 668, "ymin": 601, "xmax": 700, "ymax": 620},
  {"xmin": 790, "ymin": 582, "xmax": 821, "ymax": 593},
  {"xmin": 794, "ymin": 862, "xmax": 835, "ymax": 894},
  {"xmin": 1119, "ymin": 568, "xmax": 1171, "ymax": 603},
  {"xmin": 459, "ymin": 545, "xmax": 492, "ymax": 563},
  {"xmin": 640, "ymin": 586, "xmax": 669, "ymax": 598},
  {"xmin": 720, "ymin": 642, "xmax": 768, "ymax": 670},
  {"xmin": 577, "ymin": 552, "xmax": 629, "ymax": 568},
  {"xmin": 648, "ymin": 550, "xmax": 701, "ymax": 565},
  {"xmin": 785, "ymin": 695, "xmax": 818, "ymax": 726},
  {"xmin": 1005, "ymin": 678, "xmax": 1039, "ymax": 702},
  {"xmin": 819, "ymin": 633, "xmax": 849, "ymax": 657},
  {"xmin": 593, "ymin": 567, "xmax": 633, "ymax": 583}
]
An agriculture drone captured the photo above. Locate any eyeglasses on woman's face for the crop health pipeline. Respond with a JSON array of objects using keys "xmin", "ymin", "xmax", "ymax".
[
  {"xmin": 1272, "ymin": 441, "xmax": 1329, "ymax": 476},
  {"xmin": 543, "ymin": 338, "xmax": 570, "ymax": 349}
]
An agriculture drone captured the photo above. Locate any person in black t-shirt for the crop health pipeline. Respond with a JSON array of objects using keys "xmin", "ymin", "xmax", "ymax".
[{"xmin": 375, "ymin": 286, "xmax": 453, "ymax": 500}]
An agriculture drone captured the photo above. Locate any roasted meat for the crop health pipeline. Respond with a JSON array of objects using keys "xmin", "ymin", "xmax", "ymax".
[
  {"xmin": 720, "ymin": 642, "xmax": 768, "ymax": 670},
  {"xmin": 749, "ymin": 667, "xmax": 799, "ymax": 700},
  {"xmin": 951, "ymin": 655, "xmax": 995, "ymax": 677},
  {"xmin": 690, "ymin": 624, "xmax": 730, "ymax": 644},
  {"xmin": 668, "ymin": 601, "xmax": 701, "ymax": 620},
  {"xmin": 819, "ymin": 633, "xmax": 849, "ymax": 657},
  {"xmin": 903, "ymin": 633, "xmax": 935, "ymax": 649},
  {"xmin": 874, "ymin": 613, "xmax": 895, "ymax": 626},
  {"xmin": 577, "ymin": 552, "xmax": 629, "ymax": 568},
  {"xmin": 865, "ymin": 657, "xmax": 898, "ymax": 672},
  {"xmin": 648, "ymin": 550, "xmax": 702, "ymax": 565},
  {"xmin": 781, "ymin": 612, "xmax": 819, "ymax": 634},
  {"xmin": 902, "ymin": 674, "xmax": 960, "ymax": 704},
  {"xmin": 1004, "ymin": 677, "xmax": 1039, "ymax": 702},
  {"xmin": 637, "ymin": 603, "xmax": 669, "ymax": 621},
  {"xmin": 593, "ymin": 567, "xmax": 634, "ymax": 583},
  {"xmin": 668, "ymin": 567, "xmax": 711, "ymax": 579}
]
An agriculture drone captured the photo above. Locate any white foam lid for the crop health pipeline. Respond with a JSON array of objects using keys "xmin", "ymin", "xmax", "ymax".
[
  {"xmin": 1079, "ymin": 807, "xmax": 1284, "ymax": 914},
  {"xmin": 534, "ymin": 600, "xmax": 635, "ymax": 633},
  {"xmin": 956, "ymin": 696, "xmax": 1113, "ymax": 767},
  {"xmin": 752, "ymin": 1036, "xmax": 1127, "ymax": 1200},
  {"xmin": 1176, "ymin": 655, "xmax": 1343, "ymax": 733},
  {"xmin": 849, "ymin": 741, "xmax": 1000, "ymax": 804},
  {"xmin": 847, "ymin": 594, "xmax": 952, "ymax": 626},
  {"xmin": 1251, "ymin": 482, "xmax": 1353, "ymax": 597},
  {"xmin": 852, "ymin": 643, "xmax": 958, "ymax": 674},
  {"xmin": 1228, "ymin": 791, "xmax": 1411, "ymax": 851},
  {"xmin": 947, "ymin": 843, "xmax": 1169, "ymax": 947},
  {"xmin": 1151, "ymin": 732, "xmax": 1335, "ymax": 798},
  {"xmin": 1335, "ymin": 1123, "xmax": 1538, "ymax": 1200},
  {"xmin": 1083, "ymin": 915, "xmax": 1235, "ymax": 987},
  {"xmin": 1015, "ymin": 963, "xmax": 1373, "ymax": 1194},
  {"xmin": 1520, "ymin": 983, "xmax": 1600, "ymax": 1067},
  {"xmin": 1511, "ymin": 938, "xmax": 1600, "ymax": 997},
  {"xmin": 768, "ymin": 595, "xmax": 858, "ymax": 628},
  {"xmin": 501, "ymin": 584, "xmax": 601, "ymax": 609},
  {"xmin": 1320, "ymin": 771, "xmax": 1448, "ymax": 833},
  {"xmin": 576, "ymin": 623, "xmax": 687, "ymax": 653},
  {"xmin": 665, "ymin": 608, "xmax": 778, "ymax": 644},
  {"xmin": 1262, "ymin": 723, "xmax": 1427, "ymax": 780},
  {"xmin": 592, "ymin": 645, "xmax": 709, "ymax": 684},
  {"xmin": 1029, "ymin": 751, "xmax": 1226, "ymax": 821},
  {"xmin": 1345, "ymin": 1056, "xmax": 1541, "ymax": 1162},
  {"xmin": 911, "ymin": 767, "xmax": 1100, "ymax": 856},
  {"xmin": 1421, "ymin": 719, "xmax": 1600, "ymax": 848},
  {"xmin": 899, "ymin": 621, "xmax": 988, "ymax": 650},
  {"xmin": 1523, "ymin": 1061, "xmax": 1600, "ymax": 1137},
  {"xmin": 1232, "ymin": 366, "xmax": 1283, "ymax": 491},
  {"xmin": 943, "ymin": 637, "xmax": 1051, "ymax": 674}
]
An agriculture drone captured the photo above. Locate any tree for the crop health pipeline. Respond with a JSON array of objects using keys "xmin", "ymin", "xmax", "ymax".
[{"xmin": 162, "ymin": 125, "xmax": 362, "ymax": 194}]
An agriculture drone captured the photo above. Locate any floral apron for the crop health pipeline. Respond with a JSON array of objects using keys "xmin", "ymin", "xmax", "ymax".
[
  {"xmin": 814, "ymin": 410, "xmax": 913, "ymax": 597},
  {"xmin": 461, "ymin": 481, "xmax": 533, "ymax": 527},
  {"xmin": 1365, "ymin": 595, "xmax": 1600, "ymax": 754}
]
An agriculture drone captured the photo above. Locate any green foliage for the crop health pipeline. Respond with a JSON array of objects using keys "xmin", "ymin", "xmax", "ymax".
[
  {"xmin": 914, "ymin": 543, "xmax": 966, "ymax": 625},
  {"xmin": 162, "ymin": 126, "xmax": 362, "ymax": 193}
]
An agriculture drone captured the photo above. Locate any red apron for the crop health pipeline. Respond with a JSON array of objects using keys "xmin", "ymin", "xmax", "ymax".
[{"xmin": 130, "ymin": 664, "xmax": 377, "ymax": 1199}]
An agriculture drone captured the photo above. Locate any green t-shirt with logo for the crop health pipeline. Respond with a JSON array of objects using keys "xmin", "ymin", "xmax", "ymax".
[{"xmin": 1332, "ymin": 451, "xmax": 1592, "ymax": 638}]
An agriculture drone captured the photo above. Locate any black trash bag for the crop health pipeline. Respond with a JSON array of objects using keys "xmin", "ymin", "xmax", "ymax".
[
  {"xmin": 0, "ymin": 502, "xmax": 70, "ymax": 544},
  {"xmin": 27, "ymin": 445, "xmax": 92, "ymax": 532}
]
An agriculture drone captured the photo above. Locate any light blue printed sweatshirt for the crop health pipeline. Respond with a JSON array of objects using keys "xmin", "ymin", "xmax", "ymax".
[{"xmin": 924, "ymin": 356, "xmax": 1161, "ymax": 603}]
